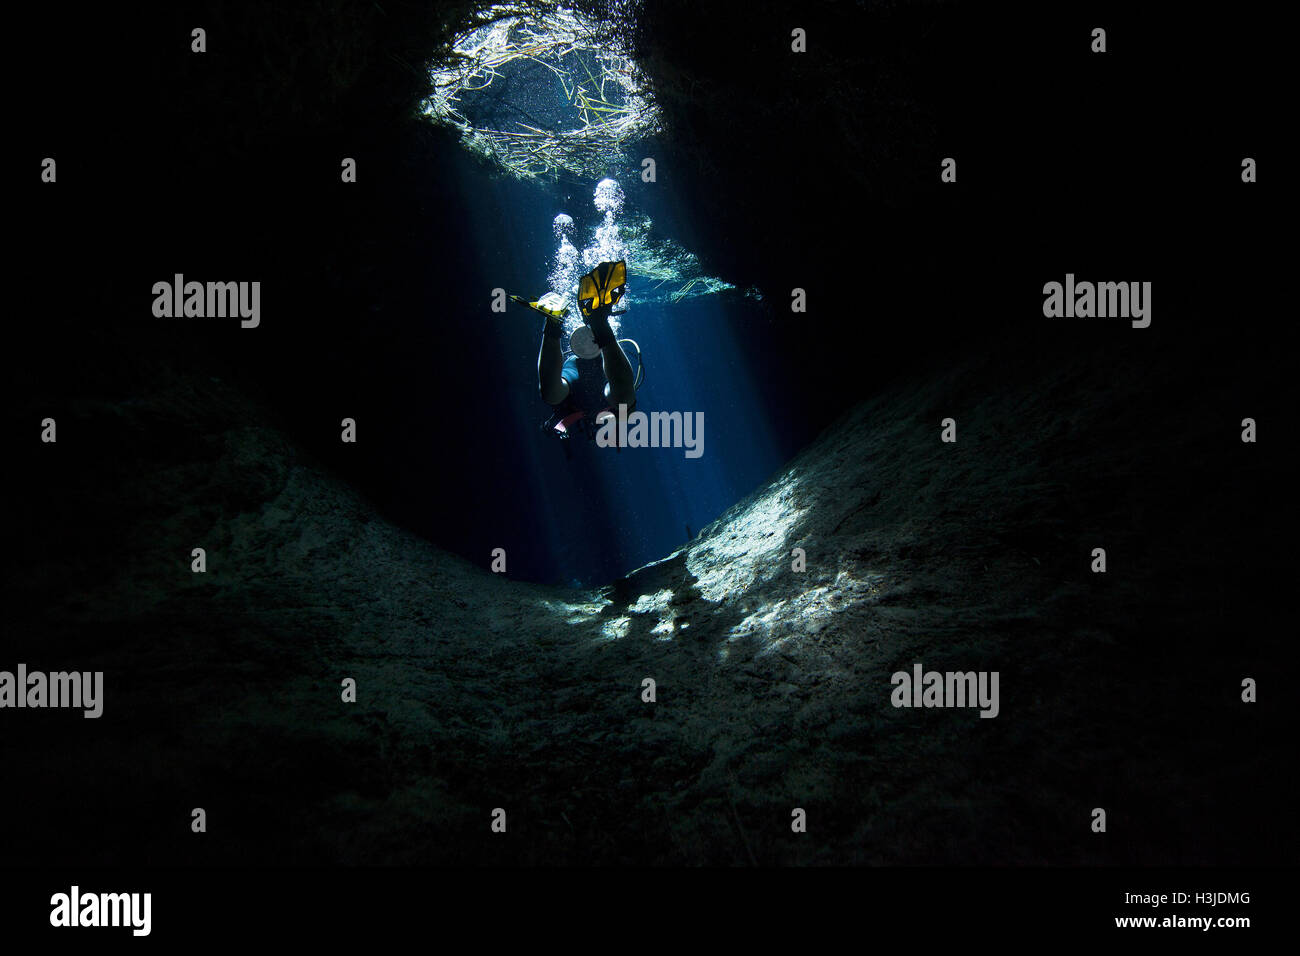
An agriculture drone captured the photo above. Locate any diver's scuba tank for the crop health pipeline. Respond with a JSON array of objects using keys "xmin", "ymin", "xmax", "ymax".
[
  {"xmin": 568, "ymin": 325, "xmax": 602, "ymax": 359},
  {"xmin": 566, "ymin": 326, "xmax": 644, "ymax": 391}
]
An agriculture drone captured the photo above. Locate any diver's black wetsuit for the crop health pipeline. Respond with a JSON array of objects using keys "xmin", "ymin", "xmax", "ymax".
[{"xmin": 546, "ymin": 354, "xmax": 609, "ymax": 440}]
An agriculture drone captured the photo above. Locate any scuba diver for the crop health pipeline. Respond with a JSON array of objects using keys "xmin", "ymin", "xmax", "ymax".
[{"xmin": 510, "ymin": 260, "xmax": 644, "ymax": 452}]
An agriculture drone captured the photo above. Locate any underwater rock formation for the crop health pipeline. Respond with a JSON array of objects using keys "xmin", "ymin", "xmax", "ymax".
[{"xmin": 5, "ymin": 331, "xmax": 1283, "ymax": 866}]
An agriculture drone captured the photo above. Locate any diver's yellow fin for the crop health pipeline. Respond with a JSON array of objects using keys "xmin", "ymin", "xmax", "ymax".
[
  {"xmin": 509, "ymin": 294, "xmax": 569, "ymax": 320},
  {"xmin": 577, "ymin": 260, "xmax": 627, "ymax": 316}
]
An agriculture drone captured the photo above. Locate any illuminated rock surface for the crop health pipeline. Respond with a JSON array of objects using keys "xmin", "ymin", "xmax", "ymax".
[{"xmin": 7, "ymin": 339, "xmax": 1283, "ymax": 865}]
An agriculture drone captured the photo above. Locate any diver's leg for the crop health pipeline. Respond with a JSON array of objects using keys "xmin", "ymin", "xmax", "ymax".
[
  {"xmin": 588, "ymin": 308, "xmax": 636, "ymax": 409},
  {"xmin": 538, "ymin": 319, "xmax": 568, "ymax": 405},
  {"xmin": 600, "ymin": 340, "xmax": 636, "ymax": 410}
]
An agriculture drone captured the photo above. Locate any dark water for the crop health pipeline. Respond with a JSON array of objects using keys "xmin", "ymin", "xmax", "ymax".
[
  {"xmin": 405, "ymin": 167, "xmax": 809, "ymax": 585},
  {"xmin": 16, "ymin": 61, "xmax": 834, "ymax": 592},
  {"xmin": 228, "ymin": 131, "xmax": 838, "ymax": 587},
  {"xmin": 16, "ymin": 0, "xmax": 1277, "ymax": 593}
]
